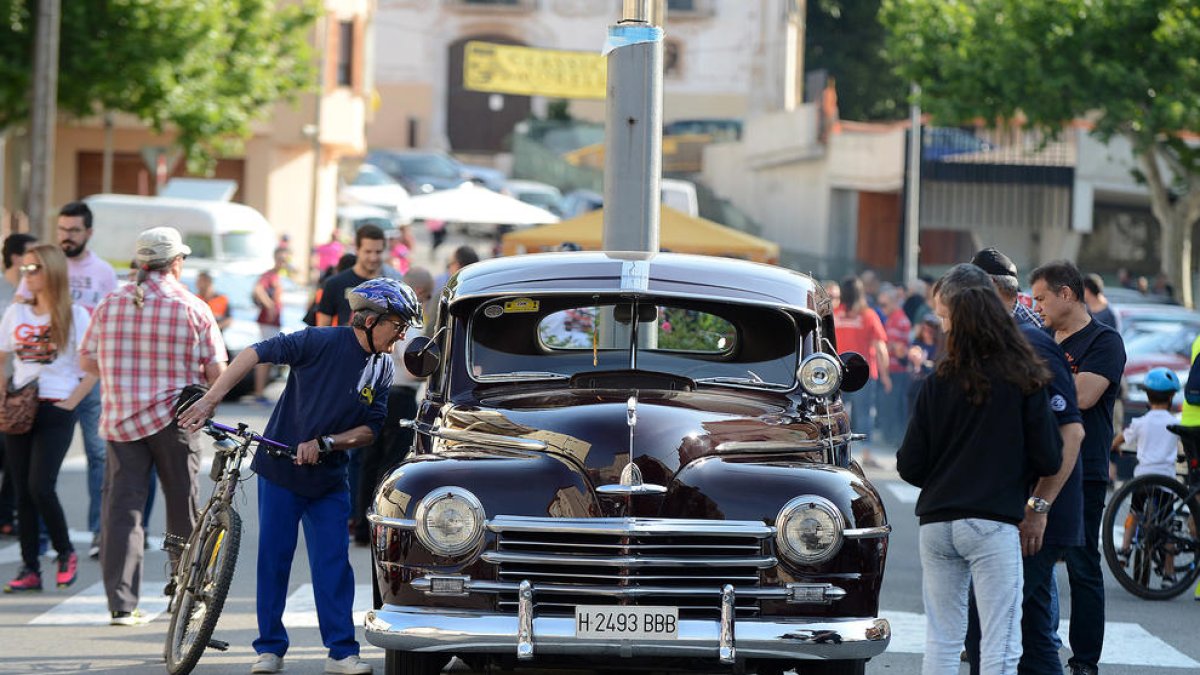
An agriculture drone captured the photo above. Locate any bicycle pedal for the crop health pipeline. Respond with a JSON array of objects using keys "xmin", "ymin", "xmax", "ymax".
[
  {"xmin": 207, "ymin": 638, "xmax": 229, "ymax": 651},
  {"xmin": 162, "ymin": 533, "xmax": 187, "ymax": 556}
]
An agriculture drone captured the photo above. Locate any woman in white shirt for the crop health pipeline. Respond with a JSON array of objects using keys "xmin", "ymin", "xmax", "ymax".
[{"xmin": 0, "ymin": 244, "xmax": 96, "ymax": 593}]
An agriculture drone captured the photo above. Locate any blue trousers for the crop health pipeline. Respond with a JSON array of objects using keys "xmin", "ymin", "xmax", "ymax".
[
  {"xmin": 254, "ymin": 476, "xmax": 359, "ymax": 660},
  {"xmin": 1063, "ymin": 480, "xmax": 1107, "ymax": 669},
  {"xmin": 78, "ymin": 382, "xmax": 104, "ymax": 533}
]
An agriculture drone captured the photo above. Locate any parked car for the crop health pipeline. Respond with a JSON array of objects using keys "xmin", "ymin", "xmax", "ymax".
[
  {"xmin": 1113, "ymin": 304, "xmax": 1200, "ymax": 427},
  {"xmin": 504, "ymin": 179, "xmax": 564, "ymax": 215},
  {"xmin": 365, "ymin": 252, "xmax": 891, "ymax": 675},
  {"xmin": 559, "ymin": 188, "xmax": 604, "ymax": 219},
  {"xmin": 366, "ymin": 149, "xmax": 469, "ymax": 195},
  {"xmin": 558, "ymin": 180, "xmax": 699, "ymax": 219},
  {"xmin": 340, "ymin": 164, "xmax": 414, "ymax": 225}
]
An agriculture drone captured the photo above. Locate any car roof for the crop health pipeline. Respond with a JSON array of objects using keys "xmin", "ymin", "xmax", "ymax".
[{"xmin": 446, "ymin": 252, "xmax": 822, "ymax": 316}]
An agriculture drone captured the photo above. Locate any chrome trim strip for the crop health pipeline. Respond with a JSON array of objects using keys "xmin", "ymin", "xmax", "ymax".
[
  {"xmin": 517, "ymin": 580, "xmax": 534, "ymax": 660},
  {"xmin": 412, "ymin": 577, "xmax": 839, "ymax": 600},
  {"xmin": 843, "ymin": 525, "xmax": 891, "ymax": 540},
  {"xmin": 714, "ymin": 440, "xmax": 826, "ymax": 453},
  {"xmin": 435, "ymin": 426, "xmax": 548, "ymax": 451},
  {"xmin": 364, "ymin": 606, "xmax": 891, "ymax": 660},
  {"xmin": 366, "ymin": 512, "xmax": 416, "ymax": 531},
  {"xmin": 596, "ymin": 483, "xmax": 669, "ymax": 495},
  {"xmin": 488, "ymin": 516, "xmax": 774, "ymax": 538},
  {"xmin": 719, "ymin": 585, "xmax": 736, "ymax": 664},
  {"xmin": 482, "ymin": 550, "xmax": 777, "ymax": 568}
]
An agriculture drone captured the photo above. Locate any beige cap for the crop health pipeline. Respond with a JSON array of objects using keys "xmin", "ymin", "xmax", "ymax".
[{"xmin": 135, "ymin": 227, "xmax": 192, "ymax": 266}]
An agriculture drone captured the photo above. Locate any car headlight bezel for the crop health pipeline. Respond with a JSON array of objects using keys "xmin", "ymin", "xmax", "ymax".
[
  {"xmin": 413, "ymin": 486, "xmax": 486, "ymax": 557},
  {"xmin": 798, "ymin": 353, "xmax": 843, "ymax": 397},
  {"xmin": 775, "ymin": 495, "xmax": 845, "ymax": 565}
]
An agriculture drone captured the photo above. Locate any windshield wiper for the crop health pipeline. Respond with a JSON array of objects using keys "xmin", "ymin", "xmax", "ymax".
[
  {"xmin": 696, "ymin": 376, "xmax": 789, "ymax": 389},
  {"xmin": 477, "ymin": 371, "xmax": 570, "ymax": 381}
]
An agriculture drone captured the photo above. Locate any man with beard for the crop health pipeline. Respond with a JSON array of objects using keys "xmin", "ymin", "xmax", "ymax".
[
  {"xmin": 19, "ymin": 202, "xmax": 117, "ymax": 558},
  {"xmin": 179, "ymin": 277, "xmax": 423, "ymax": 675},
  {"xmin": 315, "ymin": 225, "xmax": 394, "ymax": 327}
]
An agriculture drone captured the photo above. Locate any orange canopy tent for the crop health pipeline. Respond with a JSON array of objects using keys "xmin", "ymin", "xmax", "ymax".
[{"xmin": 501, "ymin": 206, "xmax": 780, "ymax": 264}]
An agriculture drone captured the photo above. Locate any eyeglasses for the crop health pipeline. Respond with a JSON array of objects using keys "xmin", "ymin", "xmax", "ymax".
[
  {"xmin": 18, "ymin": 264, "xmax": 42, "ymax": 276},
  {"xmin": 385, "ymin": 319, "xmax": 407, "ymax": 333}
]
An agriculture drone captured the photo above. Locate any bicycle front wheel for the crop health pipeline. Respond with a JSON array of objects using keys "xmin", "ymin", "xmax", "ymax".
[
  {"xmin": 1102, "ymin": 475, "xmax": 1200, "ymax": 600},
  {"xmin": 165, "ymin": 507, "xmax": 242, "ymax": 675}
]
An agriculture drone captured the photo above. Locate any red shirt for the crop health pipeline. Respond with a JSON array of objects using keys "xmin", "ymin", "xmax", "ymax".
[
  {"xmin": 255, "ymin": 269, "xmax": 283, "ymax": 326},
  {"xmin": 81, "ymin": 272, "xmax": 227, "ymax": 442},
  {"xmin": 835, "ymin": 305, "xmax": 887, "ymax": 380},
  {"xmin": 885, "ymin": 308, "xmax": 912, "ymax": 374}
]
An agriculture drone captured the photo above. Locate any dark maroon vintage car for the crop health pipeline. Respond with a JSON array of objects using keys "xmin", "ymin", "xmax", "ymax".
[{"xmin": 365, "ymin": 252, "xmax": 890, "ymax": 675}]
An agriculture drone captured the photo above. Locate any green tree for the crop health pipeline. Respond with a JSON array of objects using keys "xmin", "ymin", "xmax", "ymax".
[
  {"xmin": 881, "ymin": 0, "xmax": 1200, "ymax": 306},
  {"xmin": 806, "ymin": 0, "xmax": 908, "ymax": 121},
  {"xmin": 0, "ymin": 0, "xmax": 316, "ymax": 171}
]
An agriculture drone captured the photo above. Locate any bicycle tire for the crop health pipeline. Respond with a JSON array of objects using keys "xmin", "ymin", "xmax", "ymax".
[
  {"xmin": 165, "ymin": 507, "xmax": 242, "ymax": 675},
  {"xmin": 1102, "ymin": 475, "xmax": 1200, "ymax": 600}
]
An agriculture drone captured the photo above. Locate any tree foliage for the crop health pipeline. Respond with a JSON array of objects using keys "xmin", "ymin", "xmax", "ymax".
[
  {"xmin": 0, "ymin": 0, "xmax": 317, "ymax": 171},
  {"xmin": 805, "ymin": 0, "xmax": 908, "ymax": 121},
  {"xmin": 880, "ymin": 0, "xmax": 1200, "ymax": 305}
]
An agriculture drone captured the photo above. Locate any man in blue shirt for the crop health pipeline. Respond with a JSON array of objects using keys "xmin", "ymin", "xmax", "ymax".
[
  {"xmin": 180, "ymin": 278, "xmax": 423, "ymax": 675},
  {"xmin": 1031, "ymin": 260, "xmax": 1126, "ymax": 675}
]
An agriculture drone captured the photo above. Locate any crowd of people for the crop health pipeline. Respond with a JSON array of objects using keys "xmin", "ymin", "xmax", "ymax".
[{"xmin": 0, "ymin": 201, "xmax": 467, "ymax": 674}]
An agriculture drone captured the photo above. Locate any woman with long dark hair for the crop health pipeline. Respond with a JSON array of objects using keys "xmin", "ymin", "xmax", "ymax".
[
  {"xmin": 897, "ymin": 263, "xmax": 1061, "ymax": 675},
  {"xmin": 0, "ymin": 244, "xmax": 97, "ymax": 592}
]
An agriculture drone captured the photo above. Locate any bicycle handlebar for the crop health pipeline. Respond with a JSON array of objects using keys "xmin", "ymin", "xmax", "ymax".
[{"xmin": 203, "ymin": 420, "xmax": 298, "ymax": 458}]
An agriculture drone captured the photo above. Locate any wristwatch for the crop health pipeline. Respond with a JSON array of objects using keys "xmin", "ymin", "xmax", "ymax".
[
  {"xmin": 1027, "ymin": 496, "xmax": 1051, "ymax": 514},
  {"xmin": 317, "ymin": 435, "xmax": 335, "ymax": 454}
]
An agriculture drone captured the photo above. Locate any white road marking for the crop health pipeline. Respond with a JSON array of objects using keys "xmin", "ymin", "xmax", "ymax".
[
  {"xmin": 29, "ymin": 579, "xmax": 169, "ymax": 625},
  {"xmin": 884, "ymin": 609, "xmax": 1200, "ymax": 668},
  {"xmin": 0, "ymin": 529, "xmax": 104, "ymax": 566},
  {"xmin": 885, "ymin": 482, "xmax": 922, "ymax": 504},
  {"xmin": 282, "ymin": 583, "xmax": 374, "ymax": 628}
]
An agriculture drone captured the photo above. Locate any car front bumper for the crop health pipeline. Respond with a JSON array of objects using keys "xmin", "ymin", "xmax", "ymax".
[{"xmin": 364, "ymin": 605, "xmax": 890, "ymax": 662}]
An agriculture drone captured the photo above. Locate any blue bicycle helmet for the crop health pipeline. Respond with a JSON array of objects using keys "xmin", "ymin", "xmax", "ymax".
[
  {"xmin": 1142, "ymin": 367, "xmax": 1181, "ymax": 393},
  {"xmin": 348, "ymin": 277, "xmax": 423, "ymax": 329}
]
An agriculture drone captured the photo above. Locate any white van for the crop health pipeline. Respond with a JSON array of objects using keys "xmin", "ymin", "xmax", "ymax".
[
  {"xmin": 660, "ymin": 178, "xmax": 699, "ymax": 217},
  {"xmin": 83, "ymin": 194, "xmax": 278, "ymax": 274}
]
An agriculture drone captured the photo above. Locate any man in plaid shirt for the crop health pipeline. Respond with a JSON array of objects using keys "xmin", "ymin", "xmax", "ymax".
[{"xmin": 80, "ymin": 227, "xmax": 227, "ymax": 625}]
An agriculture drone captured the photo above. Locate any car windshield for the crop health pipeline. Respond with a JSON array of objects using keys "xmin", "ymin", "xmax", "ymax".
[
  {"xmin": 221, "ymin": 230, "xmax": 276, "ymax": 259},
  {"xmin": 468, "ymin": 296, "xmax": 805, "ymax": 389},
  {"xmin": 1123, "ymin": 322, "xmax": 1199, "ymax": 357},
  {"xmin": 395, "ymin": 154, "xmax": 461, "ymax": 179},
  {"xmin": 353, "ymin": 166, "xmax": 397, "ymax": 186}
]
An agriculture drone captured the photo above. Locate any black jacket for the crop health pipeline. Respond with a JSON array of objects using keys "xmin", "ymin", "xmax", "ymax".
[{"xmin": 896, "ymin": 368, "xmax": 1062, "ymax": 525}]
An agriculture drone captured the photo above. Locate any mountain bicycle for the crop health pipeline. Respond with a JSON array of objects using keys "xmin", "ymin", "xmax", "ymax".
[
  {"xmin": 163, "ymin": 420, "xmax": 294, "ymax": 675},
  {"xmin": 1101, "ymin": 424, "xmax": 1200, "ymax": 600}
]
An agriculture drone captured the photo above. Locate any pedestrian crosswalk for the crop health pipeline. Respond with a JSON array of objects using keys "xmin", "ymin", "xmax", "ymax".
[{"xmin": 0, "ymin": 529, "xmax": 164, "ymax": 566}]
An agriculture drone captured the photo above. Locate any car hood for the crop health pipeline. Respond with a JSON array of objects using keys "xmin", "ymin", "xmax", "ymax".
[{"xmin": 437, "ymin": 388, "xmax": 827, "ymax": 489}]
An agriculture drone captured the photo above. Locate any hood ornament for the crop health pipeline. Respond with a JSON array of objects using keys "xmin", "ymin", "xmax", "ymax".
[{"xmin": 597, "ymin": 394, "xmax": 667, "ymax": 496}]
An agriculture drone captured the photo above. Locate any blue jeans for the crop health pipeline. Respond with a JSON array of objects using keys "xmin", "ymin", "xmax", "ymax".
[
  {"xmin": 78, "ymin": 383, "xmax": 104, "ymax": 533},
  {"xmin": 254, "ymin": 476, "xmax": 359, "ymax": 660},
  {"xmin": 843, "ymin": 378, "xmax": 878, "ymax": 440},
  {"xmin": 1063, "ymin": 481, "xmax": 1106, "ymax": 669},
  {"xmin": 920, "ymin": 519, "xmax": 1023, "ymax": 675}
]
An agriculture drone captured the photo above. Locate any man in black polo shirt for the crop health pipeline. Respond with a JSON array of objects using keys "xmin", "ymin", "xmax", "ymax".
[
  {"xmin": 316, "ymin": 225, "xmax": 390, "ymax": 327},
  {"xmin": 1030, "ymin": 260, "xmax": 1125, "ymax": 675},
  {"xmin": 964, "ymin": 249, "xmax": 1086, "ymax": 675}
]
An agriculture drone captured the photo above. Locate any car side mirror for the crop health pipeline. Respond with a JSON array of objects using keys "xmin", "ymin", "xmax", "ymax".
[
  {"xmin": 404, "ymin": 337, "xmax": 441, "ymax": 378},
  {"xmin": 839, "ymin": 351, "xmax": 870, "ymax": 393}
]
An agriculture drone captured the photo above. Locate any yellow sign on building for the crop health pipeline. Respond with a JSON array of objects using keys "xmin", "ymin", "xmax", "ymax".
[{"xmin": 463, "ymin": 41, "xmax": 606, "ymax": 100}]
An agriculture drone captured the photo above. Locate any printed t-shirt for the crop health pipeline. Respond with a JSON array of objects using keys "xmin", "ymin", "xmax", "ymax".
[
  {"xmin": 1060, "ymin": 318, "xmax": 1126, "ymax": 482},
  {"xmin": 835, "ymin": 306, "xmax": 887, "ymax": 380},
  {"xmin": 0, "ymin": 303, "xmax": 91, "ymax": 399},
  {"xmin": 1125, "ymin": 409, "xmax": 1181, "ymax": 478},
  {"xmin": 1021, "ymin": 320, "xmax": 1084, "ymax": 547},
  {"xmin": 316, "ymin": 269, "xmax": 371, "ymax": 326},
  {"xmin": 251, "ymin": 327, "xmax": 392, "ymax": 498}
]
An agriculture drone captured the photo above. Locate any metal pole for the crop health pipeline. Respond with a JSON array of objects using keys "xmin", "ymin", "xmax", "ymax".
[
  {"xmin": 602, "ymin": 0, "xmax": 664, "ymax": 253},
  {"xmin": 903, "ymin": 83, "xmax": 921, "ymax": 285},
  {"xmin": 27, "ymin": 0, "xmax": 61, "ymax": 239}
]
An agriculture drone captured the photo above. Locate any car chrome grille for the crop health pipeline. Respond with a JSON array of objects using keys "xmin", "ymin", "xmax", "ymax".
[{"xmin": 486, "ymin": 516, "xmax": 773, "ymax": 618}]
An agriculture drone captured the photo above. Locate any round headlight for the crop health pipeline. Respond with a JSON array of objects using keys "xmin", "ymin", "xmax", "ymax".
[
  {"xmin": 776, "ymin": 495, "xmax": 844, "ymax": 565},
  {"xmin": 414, "ymin": 487, "xmax": 485, "ymax": 557},
  {"xmin": 798, "ymin": 353, "xmax": 843, "ymax": 397}
]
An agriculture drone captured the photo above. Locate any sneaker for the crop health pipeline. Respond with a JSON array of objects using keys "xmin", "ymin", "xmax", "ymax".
[
  {"xmin": 163, "ymin": 579, "xmax": 177, "ymax": 597},
  {"xmin": 1161, "ymin": 572, "xmax": 1178, "ymax": 588},
  {"xmin": 251, "ymin": 652, "xmax": 284, "ymax": 673},
  {"xmin": 88, "ymin": 533, "xmax": 101, "ymax": 559},
  {"xmin": 1116, "ymin": 547, "xmax": 1131, "ymax": 567},
  {"xmin": 110, "ymin": 609, "xmax": 147, "ymax": 626},
  {"xmin": 3, "ymin": 567, "xmax": 42, "ymax": 593},
  {"xmin": 56, "ymin": 551, "xmax": 78, "ymax": 588},
  {"xmin": 1067, "ymin": 663, "xmax": 1099, "ymax": 675},
  {"xmin": 254, "ymin": 395, "xmax": 272, "ymax": 407},
  {"xmin": 325, "ymin": 654, "xmax": 372, "ymax": 674}
]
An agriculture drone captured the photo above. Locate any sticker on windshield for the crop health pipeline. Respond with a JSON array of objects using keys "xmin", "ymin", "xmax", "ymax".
[
  {"xmin": 503, "ymin": 298, "xmax": 540, "ymax": 313},
  {"xmin": 483, "ymin": 304, "xmax": 504, "ymax": 319}
]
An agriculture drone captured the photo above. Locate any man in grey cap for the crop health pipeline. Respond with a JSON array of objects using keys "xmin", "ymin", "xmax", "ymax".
[{"xmin": 80, "ymin": 226, "xmax": 227, "ymax": 625}]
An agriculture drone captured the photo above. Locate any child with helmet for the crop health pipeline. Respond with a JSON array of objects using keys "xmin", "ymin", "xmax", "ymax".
[{"xmin": 1110, "ymin": 366, "xmax": 1183, "ymax": 583}]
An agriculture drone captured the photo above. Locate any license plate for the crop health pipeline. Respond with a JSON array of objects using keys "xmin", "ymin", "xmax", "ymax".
[{"xmin": 574, "ymin": 605, "xmax": 678, "ymax": 639}]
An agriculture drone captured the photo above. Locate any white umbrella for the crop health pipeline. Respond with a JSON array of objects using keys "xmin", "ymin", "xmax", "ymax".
[{"xmin": 408, "ymin": 183, "xmax": 559, "ymax": 227}]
